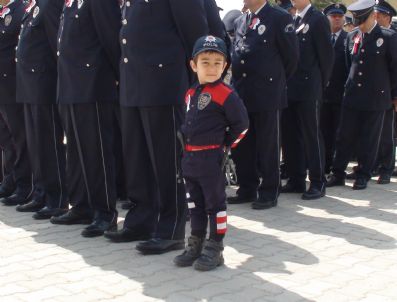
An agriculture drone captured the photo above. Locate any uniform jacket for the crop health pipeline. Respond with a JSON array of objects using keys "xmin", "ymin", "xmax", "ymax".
[
  {"xmin": 390, "ymin": 24, "xmax": 397, "ymax": 99},
  {"xmin": 16, "ymin": 0, "xmax": 63, "ymax": 104},
  {"xmin": 57, "ymin": 0, "xmax": 121, "ymax": 104},
  {"xmin": 119, "ymin": 0, "xmax": 209, "ymax": 107},
  {"xmin": 323, "ymin": 30, "xmax": 349, "ymax": 103},
  {"xmin": 181, "ymin": 80, "xmax": 249, "ymax": 149},
  {"xmin": 287, "ymin": 6, "xmax": 334, "ymax": 102},
  {"xmin": 0, "ymin": 0, "xmax": 24, "ymax": 104},
  {"xmin": 344, "ymin": 25, "xmax": 397, "ymax": 111},
  {"xmin": 203, "ymin": 0, "xmax": 224, "ymax": 39},
  {"xmin": 232, "ymin": 3, "xmax": 299, "ymax": 112}
]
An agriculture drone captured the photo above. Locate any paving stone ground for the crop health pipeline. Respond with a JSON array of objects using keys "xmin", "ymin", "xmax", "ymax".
[{"xmin": 1, "ymin": 172, "xmax": 397, "ymax": 302}]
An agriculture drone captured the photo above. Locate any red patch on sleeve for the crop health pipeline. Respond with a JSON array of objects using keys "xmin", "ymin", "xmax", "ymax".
[{"xmin": 202, "ymin": 83, "xmax": 233, "ymax": 106}]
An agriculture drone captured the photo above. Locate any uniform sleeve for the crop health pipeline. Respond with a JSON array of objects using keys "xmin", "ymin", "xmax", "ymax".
[
  {"xmin": 275, "ymin": 12, "xmax": 299, "ymax": 79},
  {"xmin": 90, "ymin": 0, "xmax": 121, "ymax": 80},
  {"xmin": 387, "ymin": 32, "xmax": 397, "ymax": 99},
  {"xmin": 345, "ymin": 32, "xmax": 352, "ymax": 71},
  {"xmin": 169, "ymin": 0, "xmax": 209, "ymax": 57},
  {"xmin": 43, "ymin": 0, "xmax": 63, "ymax": 59},
  {"xmin": 312, "ymin": 15, "xmax": 334, "ymax": 88},
  {"xmin": 223, "ymin": 93, "xmax": 249, "ymax": 148}
]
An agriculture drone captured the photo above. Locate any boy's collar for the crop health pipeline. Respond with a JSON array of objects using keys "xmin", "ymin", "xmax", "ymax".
[{"xmin": 194, "ymin": 78, "xmax": 223, "ymax": 89}]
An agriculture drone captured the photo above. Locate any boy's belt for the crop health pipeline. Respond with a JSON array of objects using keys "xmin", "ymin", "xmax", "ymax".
[{"xmin": 185, "ymin": 144, "xmax": 221, "ymax": 151}]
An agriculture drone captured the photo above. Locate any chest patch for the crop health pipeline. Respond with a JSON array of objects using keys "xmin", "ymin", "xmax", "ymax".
[
  {"xmin": 302, "ymin": 24, "xmax": 310, "ymax": 34},
  {"xmin": 77, "ymin": 0, "xmax": 84, "ymax": 9},
  {"xmin": 258, "ymin": 24, "xmax": 266, "ymax": 35},
  {"xmin": 33, "ymin": 6, "xmax": 39, "ymax": 18},
  {"xmin": 376, "ymin": 38, "xmax": 384, "ymax": 47},
  {"xmin": 4, "ymin": 14, "xmax": 12, "ymax": 26},
  {"xmin": 198, "ymin": 93, "xmax": 212, "ymax": 110}
]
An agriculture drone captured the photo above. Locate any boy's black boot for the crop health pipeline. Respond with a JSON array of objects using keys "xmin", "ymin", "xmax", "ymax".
[
  {"xmin": 174, "ymin": 236, "xmax": 204, "ymax": 267},
  {"xmin": 193, "ymin": 239, "xmax": 224, "ymax": 271}
]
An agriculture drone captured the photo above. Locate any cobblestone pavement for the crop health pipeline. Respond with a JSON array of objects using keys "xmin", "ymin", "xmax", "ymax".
[{"xmin": 1, "ymin": 175, "xmax": 397, "ymax": 302}]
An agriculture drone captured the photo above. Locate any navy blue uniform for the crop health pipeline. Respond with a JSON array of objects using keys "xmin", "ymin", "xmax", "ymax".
[
  {"xmin": 282, "ymin": 5, "xmax": 334, "ymax": 193},
  {"xmin": 0, "ymin": 0, "xmax": 33, "ymax": 202},
  {"xmin": 57, "ymin": 0, "xmax": 121, "ymax": 223},
  {"xmin": 16, "ymin": 0, "xmax": 66, "ymax": 210},
  {"xmin": 119, "ymin": 0, "xmax": 209, "ymax": 240},
  {"xmin": 332, "ymin": 25, "xmax": 397, "ymax": 181},
  {"xmin": 320, "ymin": 30, "xmax": 349, "ymax": 173},
  {"xmin": 182, "ymin": 80, "xmax": 248, "ymax": 240},
  {"xmin": 231, "ymin": 3, "xmax": 298, "ymax": 205}
]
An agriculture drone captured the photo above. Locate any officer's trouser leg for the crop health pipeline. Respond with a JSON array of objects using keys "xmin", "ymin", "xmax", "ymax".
[
  {"xmin": 113, "ymin": 106, "xmax": 126, "ymax": 200},
  {"xmin": 295, "ymin": 100, "xmax": 326, "ymax": 188},
  {"xmin": 377, "ymin": 107, "xmax": 395, "ymax": 176},
  {"xmin": 282, "ymin": 104, "xmax": 307, "ymax": 187},
  {"xmin": 0, "ymin": 104, "xmax": 32, "ymax": 195},
  {"xmin": 24, "ymin": 104, "xmax": 67, "ymax": 209},
  {"xmin": 355, "ymin": 110, "xmax": 385, "ymax": 180},
  {"xmin": 0, "ymin": 113, "xmax": 16, "ymax": 186},
  {"xmin": 332, "ymin": 106, "xmax": 360, "ymax": 178}
]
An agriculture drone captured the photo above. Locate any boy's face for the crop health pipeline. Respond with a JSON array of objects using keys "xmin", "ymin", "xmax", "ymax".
[{"xmin": 190, "ymin": 52, "xmax": 227, "ymax": 85}]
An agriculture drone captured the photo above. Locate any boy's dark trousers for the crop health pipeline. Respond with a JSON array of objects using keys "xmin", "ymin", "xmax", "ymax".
[{"xmin": 182, "ymin": 149, "xmax": 227, "ymax": 241}]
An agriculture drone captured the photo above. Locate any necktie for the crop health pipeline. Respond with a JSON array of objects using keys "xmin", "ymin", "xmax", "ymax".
[
  {"xmin": 331, "ymin": 33, "xmax": 336, "ymax": 46},
  {"xmin": 294, "ymin": 16, "xmax": 301, "ymax": 28}
]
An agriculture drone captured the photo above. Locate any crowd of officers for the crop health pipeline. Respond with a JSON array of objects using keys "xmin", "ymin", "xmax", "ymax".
[{"xmin": 0, "ymin": 0, "xmax": 396, "ymax": 255}]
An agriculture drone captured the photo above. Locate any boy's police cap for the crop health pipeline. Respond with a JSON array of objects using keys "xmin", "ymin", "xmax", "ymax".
[
  {"xmin": 192, "ymin": 35, "xmax": 228, "ymax": 58},
  {"xmin": 323, "ymin": 3, "xmax": 347, "ymax": 15}
]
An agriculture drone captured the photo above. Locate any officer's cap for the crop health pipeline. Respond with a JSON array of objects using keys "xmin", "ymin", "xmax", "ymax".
[
  {"xmin": 222, "ymin": 10, "xmax": 242, "ymax": 32},
  {"xmin": 374, "ymin": 0, "xmax": 397, "ymax": 16},
  {"xmin": 192, "ymin": 36, "xmax": 228, "ymax": 59},
  {"xmin": 348, "ymin": 0, "xmax": 376, "ymax": 17},
  {"xmin": 279, "ymin": 0, "xmax": 293, "ymax": 11},
  {"xmin": 324, "ymin": 3, "xmax": 347, "ymax": 15}
]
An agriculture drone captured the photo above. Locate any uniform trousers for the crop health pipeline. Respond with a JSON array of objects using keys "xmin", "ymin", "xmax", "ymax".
[
  {"xmin": 332, "ymin": 106, "xmax": 385, "ymax": 180},
  {"xmin": 376, "ymin": 107, "xmax": 395, "ymax": 176},
  {"xmin": 0, "ymin": 113, "xmax": 16, "ymax": 186},
  {"xmin": 282, "ymin": 100, "xmax": 326, "ymax": 188},
  {"xmin": 120, "ymin": 105, "xmax": 186, "ymax": 240},
  {"xmin": 320, "ymin": 102, "xmax": 342, "ymax": 173},
  {"xmin": 231, "ymin": 110, "xmax": 281, "ymax": 201},
  {"xmin": 24, "ymin": 104, "xmax": 67, "ymax": 209},
  {"xmin": 0, "ymin": 104, "xmax": 32, "ymax": 195},
  {"xmin": 182, "ymin": 149, "xmax": 226, "ymax": 242},
  {"xmin": 58, "ymin": 103, "xmax": 117, "ymax": 222}
]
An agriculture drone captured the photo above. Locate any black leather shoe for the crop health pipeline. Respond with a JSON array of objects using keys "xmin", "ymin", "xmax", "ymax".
[
  {"xmin": 377, "ymin": 174, "xmax": 391, "ymax": 185},
  {"xmin": 280, "ymin": 182, "xmax": 305, "ymax": 193},
  {"xmin": 227, "ymin": 195, "xmax": 256, "ymax": 204},
  {"xmin": 33, "ymin": 207, "xmax": 68, "ymax": 220},
  {"xmin": 353, "ymin": 178, "xmax": 367, "ymax": 190},
  {"xmin": 81, "ymin": 220, "xmax": 117, "ymax": 238},
  {"xmin": 252, "ymin": 199, "xmax": 277, "ymax": 210},
  {"xmin": 1, "ymin": 193, "xmax": 30, "ymax": 206},
  {"xmin": 0, "ymin": 185, "xmax": 15, "ymax": 199},
  {"xmin": 302, "ymin": 185, "xmax": 326, "ymax": 200},
  {"xmin": 50, "ymin": 210, "xmax": 92, "ymax": 225},
  {"xmin": 104, "ymin": 228, "xmax": 150, "ymax": 243},
  {"xmin": 136, "ymin": 238, "xmax": 185, "ymax": 255},
  {"xmin": 326, "ymin": 175, "xmax": 345, "ymax": 187},
  {"xmin": 16, "ymin": 199, "xmax": 45, "ymax": 212},
  {"xmin": 121, "ymin": 200, "xmax": 134, "ymax": 210}
]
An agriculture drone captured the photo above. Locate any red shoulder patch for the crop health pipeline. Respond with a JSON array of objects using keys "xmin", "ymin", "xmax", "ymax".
[
  {"xmin": 202, "ymin": 83, "xmax": 233, "ymax": 106},
  {"xmin": 185, "ymin": 88, "xmax": 195, "ymax": 105}
]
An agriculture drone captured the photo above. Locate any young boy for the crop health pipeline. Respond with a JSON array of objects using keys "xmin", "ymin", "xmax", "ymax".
[{"xmin": 174, "ymin": 36, "xmax": 249, "ymax": 271}]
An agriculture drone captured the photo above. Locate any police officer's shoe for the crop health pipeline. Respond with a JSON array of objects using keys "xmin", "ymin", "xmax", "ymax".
[
  {"xmin": 326, "ymin": 174, "xmax": 345, "ymax": 187},
  {"xmin": 193, "ymin": 239, "xmax": 224, "ymax": 271},
  {"xmin": 16, "ymin": 199, "xmax": 45, "ymax": 212},
  {"xmin": 377, "ymin": 174, "xmax": 391, "ymax": 185},
  {"xmin": 280, "ymin": 182, "xmax": 305, "ymax": 193},
  {"xmin": 82, "ymin": 220, "xmax": 117, "ymax": 238},
  {"xmin": 227, "ymin": 195, "xmax": 256, "ymax": 204},
  {"xmin": 251, "ymin": 199, "xmax": 277, "ymax": 210},
  {"xmin": 1, "ymin": 193, "xmax": 30, "ymax": 206},
  {"xmin": 33, "ymin": 207, "xmax": 68, "ymax": 220},
  {"xmin": 136, "ymin": 238, "xmax": 185, "ymax": 255},
  {"xmin": 174, "ymin": 236, "xmax": 204, "ymax": 267},
  {"xmin": 104, "ymin": 228, "xmax": 150, "ymax": 243},
  {"xmin": 302, "ymin": 185, "xmax": 326, "ymax": 200},
  {"xmin": 0, "ymin": 184, "xmax": 15, "ymax": 199},
  {"xmin": 353, "ymin": 178, "xmax": 367, "ymax": 190},
  {"xmin": 50, "ymin": 210, "xmax": 92, "ymax": 225}
]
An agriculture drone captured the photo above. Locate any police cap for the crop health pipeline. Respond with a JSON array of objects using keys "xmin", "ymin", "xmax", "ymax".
[
  {"xmin": 324, "ymin": 3, "xmax": 347, "ymax": 15},
  {"xmin": 192, "ymin": 35, "xmax": 228, "ymax": 58},
  {"xmin": 374, "ymin": 0, "xmax": 397, "ymax": 17}
]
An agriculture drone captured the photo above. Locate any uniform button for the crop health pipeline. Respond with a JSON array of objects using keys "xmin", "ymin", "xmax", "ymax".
[
  {"xmin": 186, "ymin": 138, "xmax": 190, "ymax": 142},
  {"xmin": 305, "ymin": 76, "xmax": 309, "ymax": 80},
  {"xmin": 376, "ymin": 51, "xmax": 380, "ymax": 54},
  {"xmin": 21, "ymin": 24, "xmax": 24, "ymax": 28},
  {"xmin": 29, "ymin": 22, "xmax": 32, "ymax": 26},
  {"xmin": 15, "ymin": 58, "xmax": 17, "ymax": 62},
  {"xmin": 361, "ymin": 49, "xmax": 365, "ymax": 53},
  {"xmin": 240, "ymin": 60, "xmax": 245, "ymax": 64},
  {"xmin": 15, "ymin": 46, "xmax": 17, "ymax": 50},
  {"xmin": 241, "ymin": 47, "xmax": 245, "ymax": 50},
  {"xmin": 1, "ymin": 31, "xmax": 5, "ymax": 34},
  {"xmin": 75, "ymin": 14, "xmax": 79, "ymax": 18},
  {"xmin": 269, "ymin": 78, "xmax": 273, "ymax": 81},
  {"xmin": 188, "ymin": 121, "xmax": 191, "ymax": 125},
  {"xmin": 381, "ymin": 90, "xmax": 385, "ymax": 93},
  {"xmin": 243, "ymin": 36, "xmax": 247, "ymax": 40},
  {"xmin": 302, "ymin": 38, "xmax": 306, "ymax": 41},
  {"xmin": 145, "ymin": 0, "xmax": 149, "ymax": 2},
  {"xmin": 358, "ymin": 72, "xmax": 362, "ymax": 76},
  {"xmin": 58, "ymin": 38, "xmax": 61, "ymax": 43},
  {"xmin": 31, "ymin": 69, "xmax": 35, "ymax": 72},
  {"xmin": 122, "ymin": 19, "xmax": 127, "ymax": 25},
  {"xmin": 126, "ymin": 1, "xmax": 130, "ymax": 6},
  {"xmin": 86, "ymin": 63, "xmax": 90, "ymax": 67},
  {"xmin": 124, "ymin": 57, "xmax": 128, "ymax": 63},
  {"xmin": 242, "ymin": 73, "xmax": 247, "ymax": 77},
  {"xmin": 3, "ymin": 74, "xmax": 7, "ymax": 77},
  {"xmin": 57, "ymin": 51, "xmax": 60, "ymax": 56},
  {"xmin": 122, "ymin": 38, "xmax": 127, "ymax": 44},
  {"xmin": 358, "ymin": 83, "xmax": 362, "ymax": 87},
  {"xmin": 264, "ymin": 40, "xmax": 267, "ymax": 43},
  {"xmin": 158, "ymin": 64, "xmax": 163, "ymax": 68},
  {"xmin": 359, "ymin": 60, "xmax": 363, "ymax": 64}
]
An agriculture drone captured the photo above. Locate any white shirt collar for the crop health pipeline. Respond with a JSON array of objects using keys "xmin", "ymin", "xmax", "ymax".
[
  {"xmin": 249, "ymin": 2, "xmax": 267, "ymax": 15},
  {"xmin": 297, "ymin": 4, "xmax": 311, "ymax": 19},
  {"xmin": 332, "ymin": 29, "xmax": 342, "ymax": 38}
]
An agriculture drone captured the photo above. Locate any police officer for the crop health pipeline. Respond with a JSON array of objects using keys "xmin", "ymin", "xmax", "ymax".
[
  {"xmin": 51, "ymin": 0, "xmax": 121, "ymax": 238},
  {"xmin": 321, "ymin": 3, "xmax": 349, "ymax": 174},
  {"xmin": 228, "ymin": 0, "xmax": 298, "ymax": 209},
  {"xmin": 14, "ymin": 0, "xmax": 68, "ymax": 219},
  {"xmin": 373, "ymin": 0, "xmax": 397, "ymax": 184},
  {"xmin": 281, "ymin": 0, "xmax": 334, "ymax": 199},
  {"xmin": 104, "ymin": 0, "xmax": 209, "ymax": 254},
  {"xmin": 327, "ymin": 0, "xmax": 397, "ymax": 190},
  {"xmin": 0, "ymin": 0, "xmax": 33, "ymax": 207}
]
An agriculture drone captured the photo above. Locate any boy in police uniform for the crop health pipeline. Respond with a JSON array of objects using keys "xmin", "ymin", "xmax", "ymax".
[{"xmin": 174, "ymin": 36, "xmax": 249, "ymax": 271}]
